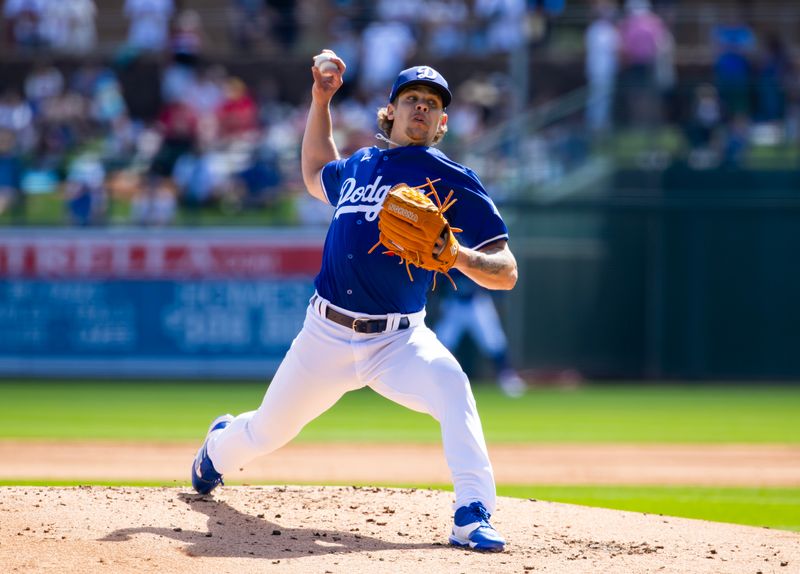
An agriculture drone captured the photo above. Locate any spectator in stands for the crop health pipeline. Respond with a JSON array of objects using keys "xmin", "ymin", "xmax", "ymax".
[
  {"xmin": 685, "ymin": 83, "xmax": 723, "ymax": 169},
  {"xmin": 446, "ymin": 75, "xmax": 500, "ymax": 144},
  {"xmin": 0, "ymin": 129, "xmax": 23, "ymax": 216},
  {"xmin": 617, "ymin": 0, "xmax": 670, "ymax": 127},
  {"xmin": 376, "ymin": 0, "xmax": 423, "ymax": 32},
  {"xmin": 153, "ymin": 98, "xmax": 198, "ymax": 167},
  {"xmin": 87, "ymin": 67, "xmax": 137, "ymax": 162},
  {"xmin": 171, "ymin": 140, "xmax": 217, "ymax": 208},
  {"xmin": 712, "ymin": 9, "xmax": 755, "ymax": 119},
  {"xmin": 420, "ymin": 0, "xmax": 468, "ymax": 57},
  {"xmin": 584, "ymin": 0, "xmax": 619, "ymax": 135},
  {"xmin": 228, "ymin": 0, "xmax": 266, "ymax": 53},
  {"xmin": 162, "ymin": 54, "xmax": 198, "ymax": 109},
  {"xmin": 0, "ymin": 90, "xmax": 35, "ymax": 152},
  {"xmin": 335, "ymin": 0, "xmax": 377, "ymax": 37},
  {"xmin": 70, "ymin": 0, "xmax": 97, "ymax": 54},
  {"xmin": 24, "ymin": 60, "xmax": 64, "ymax": 117},
  {"xmin": 130, "ymin": 178, "xmax": 177, "ymax": 226},
  {"xmin": 39, "ymin": 84, "xmax": 89, "ymax": 151},
  {"xmin": 3, "ymin": 0, "xmax": 45, "ymax": 52},
  {"xmin": 124, "ymin": 0, "xmax": 175, "ymax": 54},
  {"xmin": 722, "ymin": 112, "xmax": 749, "ymax": 166},
  {"xmin": 40, "ymin": 0, "xmax": 96, "ymax": 55},
  {"xmin": 527, "ymin": 0, "xmax": 566, "ymax": 46},
  {"xmin": 235, "ymin": 139, "xmax": 283, "ymax": 208},
  {"xmin": 89, "ymin": 68, "xmax": 127, "ymax": 126},
  {"xmin": 359, "ymin": 18, "xmax": 415, "ymax": 94},
  {"xmin": 148, "ymin": 99, "xmax": 198, "ymax": 212},
  {"xmin": 27, "ymin": 67, "xmax": 91, "ymax": 191},
  {"xmin": 189, "ymin": 65, "xmax": 227, "ymax": 144},
  {"xmin": 472, "ymin": 0, "xmax": 527, "ymax": 54},
  {"xmin": 787, "ymin": 57, "xmax": 800, "ymax": 144},
  {"xmin": 192, "ymin": 66, "xmax": 227, "ymax": 118},
  {"xmin": 39, "ymin": 0, "xmax": 67, "ymax": 52},
  {"xmin": 216, "ymin": 77, "xmax": 259, "ymax": 141},
  {"xmin": 64, "ymin": 151, "xmax": 106, "ymax": 226},
  {"xmin": 653, "ymin": 11, "xmax": 676, "ymax": 109},
  {"xmin": 30, "ymin": 122, "xmax": 68, "ymax": 185},
  {"xmin": 170, "ymin": 8, "xmax": 204, "ymax": 66},
  {"xmin": 754, "ymin": 34, "xmax": 794, "ymax": 124}
]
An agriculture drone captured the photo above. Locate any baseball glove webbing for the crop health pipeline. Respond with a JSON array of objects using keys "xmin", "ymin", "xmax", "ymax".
[{"xmin": 368, "ymin": 178, "xmax": 461, "ymax": 290}]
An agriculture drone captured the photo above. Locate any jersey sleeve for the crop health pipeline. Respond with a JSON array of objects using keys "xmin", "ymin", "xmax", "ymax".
[
  {"xmin": 444, "ymin": 175, "xmax": 508, "ymax": 251},
  {"xmin": 320, "ymin": 158, "xmax": 348, "ymax": 205}
]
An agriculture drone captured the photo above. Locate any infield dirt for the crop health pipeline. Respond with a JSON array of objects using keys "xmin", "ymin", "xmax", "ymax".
[
  {"xmin": 3, "ymin": 441, "xmax": 799, "ymax": 486},
  {"xmin": 2, "ymin": 485, "xmax": 799, "ymax": 574},
  {"xmin": 3, "ymin": 442, "xmax": 800, "ymax": 572}
]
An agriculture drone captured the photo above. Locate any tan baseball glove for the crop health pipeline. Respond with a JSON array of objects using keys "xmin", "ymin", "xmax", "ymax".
[{"xmin": 368, "ymin": 178, "xmax": 461, "ymax": 288}]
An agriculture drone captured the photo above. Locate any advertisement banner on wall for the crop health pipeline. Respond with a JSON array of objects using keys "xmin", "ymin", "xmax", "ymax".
[{"xmin": 0, "ymin": 229, "xmax": 325, "ymax": 378}]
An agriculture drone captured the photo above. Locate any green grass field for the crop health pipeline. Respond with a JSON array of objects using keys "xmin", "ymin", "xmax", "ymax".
[
  {"xmin": 1, "ymin": 381, "xmax": 798, "ymax": 443},
  {"xmin": 2, "ymin": 381, "xmax": 799, "ymax": 531}
]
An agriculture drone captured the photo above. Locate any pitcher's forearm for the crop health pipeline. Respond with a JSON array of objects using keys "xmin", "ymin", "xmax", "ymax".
[
  {"xmin": 453, "ymin": 242, "xmax": 518, "ymax": 290},
  {"xmin": 302, "ymin": 53, "xmax": 346, "ymax": 200},
  {"xmin": 301, "ymin": 101, "xmax": 339, "ymax": 199}
]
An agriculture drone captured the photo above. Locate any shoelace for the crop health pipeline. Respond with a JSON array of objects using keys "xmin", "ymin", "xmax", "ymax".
[{"xmin": 469, "ymin": 503, "xmax": 491, "ymax": 524}]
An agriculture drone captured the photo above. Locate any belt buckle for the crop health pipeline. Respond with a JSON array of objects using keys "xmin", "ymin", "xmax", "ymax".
[{"xmin": 352, "ymin": 317, "xmax": 370, "ymax": 333}]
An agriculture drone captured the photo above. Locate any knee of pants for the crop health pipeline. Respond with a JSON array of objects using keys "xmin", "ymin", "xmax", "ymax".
[{"xmin": 427, "ymin": 360, "xmax": 474, "ymax": 419}]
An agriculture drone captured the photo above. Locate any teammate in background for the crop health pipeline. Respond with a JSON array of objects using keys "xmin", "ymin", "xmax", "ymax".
[
  {"xmin": 191, "ymin": 52, "xmax": 518, "ymax": 552},
  {"xmin": 434, "ymin": 270, "xmax": 527, "ymax": 398}
]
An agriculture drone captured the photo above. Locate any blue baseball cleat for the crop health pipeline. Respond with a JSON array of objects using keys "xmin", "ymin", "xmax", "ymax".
[
  {"xmin": 449, "ymin": 501, "xmax": 506, "ymax": 552},
  {"xmin": 191, "ymin": 414, "xmax": 234, "ymax": 495}
]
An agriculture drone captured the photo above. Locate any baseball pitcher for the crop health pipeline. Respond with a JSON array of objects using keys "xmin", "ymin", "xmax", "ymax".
[{"xmin": 191, "ymin": 51, "xmax": 518, "ymax": 552}]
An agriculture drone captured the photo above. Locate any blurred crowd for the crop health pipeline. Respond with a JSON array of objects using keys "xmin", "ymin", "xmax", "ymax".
[
  {"xmin": 1, "ymin": 0, "xmax": 799, "ymax": 225},
  {"xmin": 0, "ymin": 56, "xmax": 306, "ymax": 226},
  {"xmin": 2, "ymin": 0, "xmax": 553, "ymax": 225},
  {"xmin": 585, "ymin": 0, "xmax": 800, "ymax": 168},
  {"xmin": 0, "ymin": 53, "xmax": 524, "ymax": 227},
  {"xmin": 3, "ymin": 0, "xmax": 565, "ymax": 59}
]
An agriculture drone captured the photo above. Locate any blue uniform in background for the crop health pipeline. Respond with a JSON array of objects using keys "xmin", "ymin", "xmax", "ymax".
[{"xmin": 434, "ymin": 269, "xmax": 527, "ymax": 397}]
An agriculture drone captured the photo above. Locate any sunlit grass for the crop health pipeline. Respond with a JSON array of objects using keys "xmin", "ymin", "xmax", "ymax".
[{"xmin": 1, "ymin": 381, "xmax": 798, "ymax": 443}]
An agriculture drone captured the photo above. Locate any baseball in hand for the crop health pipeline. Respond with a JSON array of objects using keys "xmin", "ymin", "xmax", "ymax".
[{"xmin": 314, "ymin": 52, "xmax": 339, "ymax": 77}]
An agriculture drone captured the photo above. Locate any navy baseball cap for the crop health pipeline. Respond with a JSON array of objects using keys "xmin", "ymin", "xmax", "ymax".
[{"xmin": 388, "ymin": 66, "xmax": 452, "ymax": 108}]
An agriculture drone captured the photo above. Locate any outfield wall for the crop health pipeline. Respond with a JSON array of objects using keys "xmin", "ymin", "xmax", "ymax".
[
  {"xmin": 501, "ymin": 179, "xmax": 800, "ymax": 381},
  {"xmin": 0, "ymin": 228, "xmax": 324, "ymax": 378},
  {"xmin": 2, "ymin": 206, "xmax": 799, "ymax": 381}
]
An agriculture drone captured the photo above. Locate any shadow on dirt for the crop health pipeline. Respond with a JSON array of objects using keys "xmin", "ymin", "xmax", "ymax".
[{"xmin": 101, "ymin": 492, "xmax": 444, "ymax": 559}]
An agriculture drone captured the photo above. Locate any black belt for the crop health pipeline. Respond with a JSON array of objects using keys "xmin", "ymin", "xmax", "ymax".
[{"xmin": 314, "ymin": 296, "xmax": 411, "ymax": 334}]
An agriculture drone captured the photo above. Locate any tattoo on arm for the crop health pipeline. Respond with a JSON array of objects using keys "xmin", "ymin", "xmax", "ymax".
[
  {"xmin": 458, "ymin": 240, "xmax": 518, "ymax": 289},
  {"xmin": 468, "ymin": 250, "xmax": 507, "ymax": 275}
]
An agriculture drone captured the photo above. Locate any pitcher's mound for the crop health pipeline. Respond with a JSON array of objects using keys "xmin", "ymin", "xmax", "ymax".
[{"xmin": 1, "ymin": 485, "xmax": 797, "ymax": 573}]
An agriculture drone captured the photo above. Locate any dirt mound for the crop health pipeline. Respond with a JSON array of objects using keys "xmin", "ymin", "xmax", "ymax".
[
  {"xmin": 1, "ymin": 486, "xmax": 797, "ymax": 573},
  {"xmin": 3, "ymin": 441, "xmax": 799, "ymax": 486}
]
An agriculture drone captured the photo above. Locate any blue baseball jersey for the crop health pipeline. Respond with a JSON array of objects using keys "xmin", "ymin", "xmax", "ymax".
[{"xmin": 316, "ymin": 145, "xmax": 508, "ymax": 315}]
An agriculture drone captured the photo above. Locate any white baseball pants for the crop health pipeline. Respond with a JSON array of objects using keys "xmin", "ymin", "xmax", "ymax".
[{"xmin": 206, "ymin": 293, "xmax": 497, "ymax": 513}]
